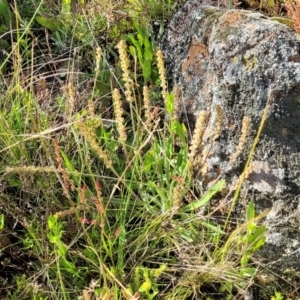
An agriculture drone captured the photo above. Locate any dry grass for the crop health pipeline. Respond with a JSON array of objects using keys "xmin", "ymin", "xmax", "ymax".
[{"xmin": 285, "ymin": 0, "xmax": 300, "ymax": 33}]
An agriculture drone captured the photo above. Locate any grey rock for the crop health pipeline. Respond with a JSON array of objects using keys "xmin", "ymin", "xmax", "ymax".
[{"xmin": 161, "ymin": 0, "xmax": 300, "ymax": 271}]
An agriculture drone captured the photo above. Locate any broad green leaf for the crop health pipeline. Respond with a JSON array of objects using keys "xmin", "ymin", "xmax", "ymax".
[
  {"xmin": 174, "ymin": 120, "xmax": 187, "ymax": 143},
  {"xmin": 47, "ymin": 233, "xmax": 59, "ymax": 244},
  {"xmin": 47, "ymin": 215, "xmax": 57, "ymax": 230},
  {"xmin": 180, "ymin": 179, "xmax": 225, "ymax": 212},
  {"xmin": 251, "ymin": 225, "xmax": 266, "ymax": 251},
  {"xmin": 129, "ymin": 45, "xmax": 136, "ymax": 58},
  {"xmin": 175, "ymin": 151, "xmax": 189, "ymax": 174},
  {"xmin": 127, "ymin": 34, "xmax": 143, "ymax": 66},
  {"xmin": 239, "ymin": 267, "xmax": 256, "ymax": 277},
  {"xmin": 35, "ymin": 16, "xmax": 61, "ymax": 32},
  {"xmin": 145, "ymin": 47, "xmax": 153, "ymax": 61},
  {"xmin": 241, "ymin": 253, "xmax": 251, "ymax": 267},
  {"xmin": 137, "ymin": 33, "xmax": 144, "ymax": 47},
  {"xmin": 142, "ymin": 59, "xmax": 151, "ymax": 82},
  {"xmin": 144, "ymin": 39, "xmax": 153, "ymax": 61},
  {"xmin": 165, "ymin": 93, "xmax": 174, "ymax": 114},
  {"xmin": 246, "ymin": 201, "xmax": 255, "ymax": 221}
]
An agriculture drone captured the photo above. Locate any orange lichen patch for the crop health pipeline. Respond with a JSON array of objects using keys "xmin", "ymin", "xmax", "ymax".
[
  {"xmin": 218, "ymin": 11, "xmax": 244, "ymax": 28},
  {"xmin": 182, "ymin": 38, "xmax": 208, "ymax": 80}
]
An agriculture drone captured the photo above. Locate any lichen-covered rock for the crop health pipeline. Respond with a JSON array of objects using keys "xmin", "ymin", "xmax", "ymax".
[{"xmin": 161, "ymin": 0, "xmax": 300, "ymax": 271}]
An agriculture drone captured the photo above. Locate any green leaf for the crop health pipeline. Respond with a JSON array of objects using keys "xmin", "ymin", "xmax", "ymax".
[
  {"xmin": 0, "ymin": 214, "xmax": 4, "ymax": 230},
  {"xmin": 165, "ymin": 136, "xmax": 173, "ymax": 159},
  {"xmin": 127, "ymin": 34, "xmax": 143, "ymax": 66},
  {"xmin": 241, "ymin": 253, "xmax": 251, "ymax": 267},
  {"xmin": 129, "ymin": 45, "xmax": 136, "ymax": 58},
  {"xmin": 173, "ymin": 120, "xmax": 187, "ymax": 143},
  {"xmin": 152, "ymin": 263, "xmax": 167, "ymax": 277},
  {"xmin": 143, "ymin": 152, "xmax": 155, "ymax": 172},
  {"xmin": 251, "ymin": 225, "xmax": 266, "ymax": 251},
  {"xmin": 220, "ymin": 281, "xmax": 233, "ymax": 293},
  {"xmin": 246, "ymin": 201, "xmax": 255, "ymax": 221},
  {"xmin": 165, "ymin": 93, "xmax": 174, "ymax": 115},
  {"xmin": 60, "ymin": 257, "xmax": 77, "ymax": 274},
  {"xmin": 144, "ymin": 39, "xmax": 153, "ymax": 61},
  {"xmin": 178, "ymin": 228, "xmax": 194, "ymax": 242},
  {"xmin": 139, "ymin": 280, "xmax": 152, "ymax": 293},
  {"xmin": 271, "ymin": 292, "xmax": 284, "ymax": 300},
  {"xmin": 60, "ymin": 150, "xmax": 75, "ymax": 172},
  {"xmin": 47, "ymin": 233, "xmax": 59, "ymax": 244},
  {"xmin": 202, "ymin": 222, "xmax": 225, "ymax": 235},
  {"xmin": 35, "ymin": 16, "xmax": 62, "ymax": 32},
  {"xmin": 57, "ymin": 243, "xmax": 68, "ymax": 256},
  {"xmin": 0, "ymin": 0, "xmax": 11, "ymax": 27},
  {"xmin": 268, "ymin": 0, "xmax": 275, "ymax": 8},
  {"xmin": 137, "ymin": 33, "xmax": 144, "ymax": 47},
  {"xmin": 142, "ymin": 59, "xmax": 151, "ymax": 82},
  {"xmin": 180, "ymin": 179, "xmax": 225, "ymax": 212},
  {"xmin": 47, "ymin": 215, "xmax": 57, "ymax": 230},
  {"xmin": 239, "ymin": 267, "xmax": 256, "ymax": 277},
  {"xmin": 175, "ymin": 150, "xmax": 189, "ymax": 175}
]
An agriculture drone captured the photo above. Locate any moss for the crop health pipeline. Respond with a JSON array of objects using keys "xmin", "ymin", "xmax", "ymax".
[{"xmin": 271, "ymin": 17, "xmax": 294, "ymax": 28}]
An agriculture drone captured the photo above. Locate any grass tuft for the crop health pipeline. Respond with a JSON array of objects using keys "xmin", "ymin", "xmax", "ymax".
[{"xmin": 0, "ymin": 0, "xmax": 282, "ymax": 299}]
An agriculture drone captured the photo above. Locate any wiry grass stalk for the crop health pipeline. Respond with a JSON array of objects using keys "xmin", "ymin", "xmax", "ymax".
[{"xmin": 224, "ymin": 95, "xmax": 273, "ymax": 230}]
